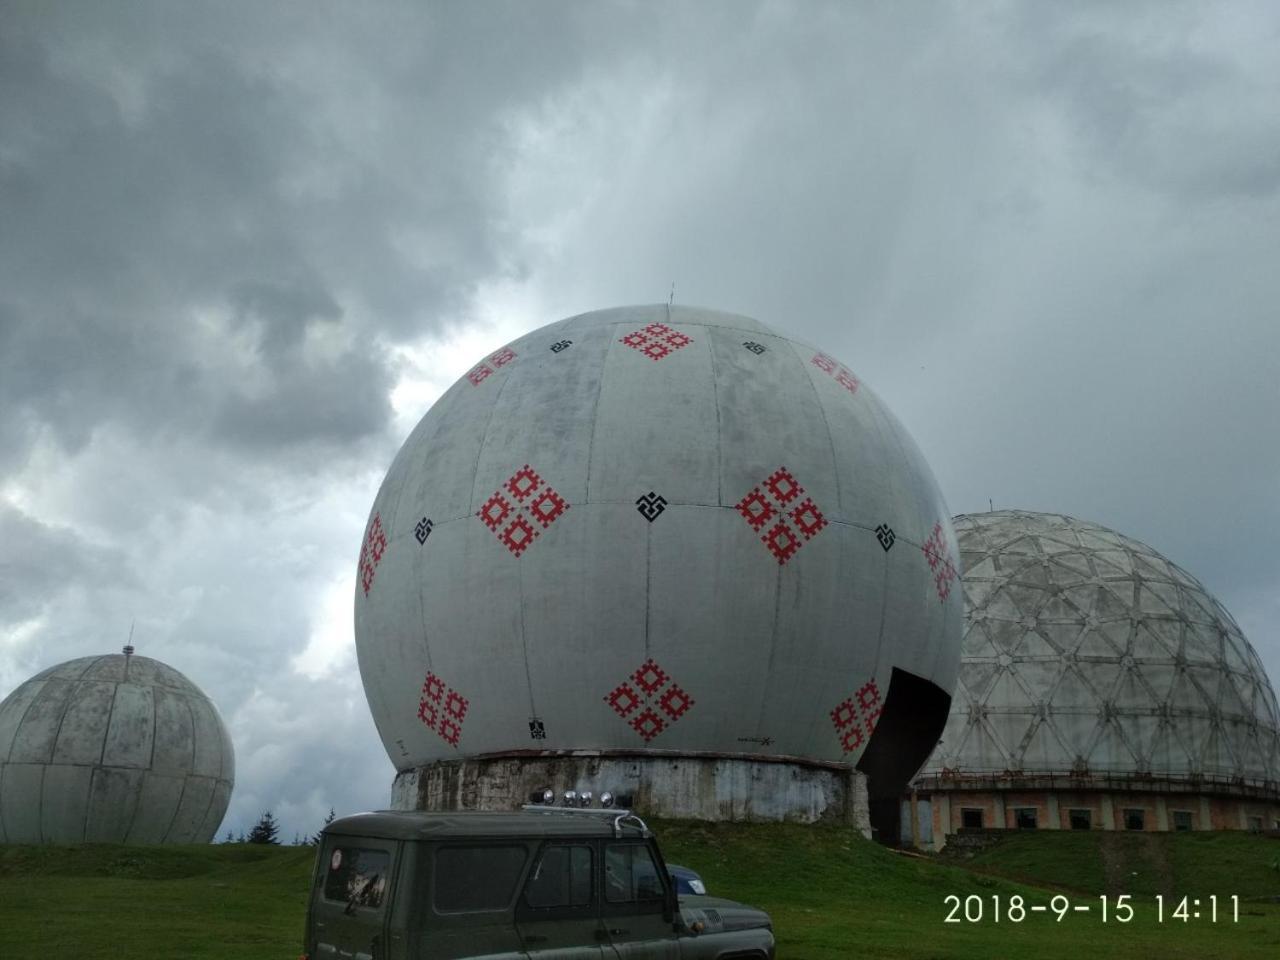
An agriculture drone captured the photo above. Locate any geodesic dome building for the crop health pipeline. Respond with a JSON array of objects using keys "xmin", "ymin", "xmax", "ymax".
[
  {"xmin": 907, "ymin": 511, "xmax": 1280, "ymax": 848},
  {"xmin": 0, "ymin": 649, "xmax": 234, "ymax": 844},
  {"xmin": 355, "ymin": 305, "xmax": 964, "ymax": 834}
]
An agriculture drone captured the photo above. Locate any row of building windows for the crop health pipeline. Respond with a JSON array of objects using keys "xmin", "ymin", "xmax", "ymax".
[{"xmin": 960, "ymin": 808, "xmax": 1276, "ymax": 832}]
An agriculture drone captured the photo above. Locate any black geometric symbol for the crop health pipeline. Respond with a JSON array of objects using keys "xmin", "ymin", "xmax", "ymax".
[
  {"xmin": 528, "ymin": 718, "xmax": 546, "ymax": 740},
  {"xmin": 550, "ymin": 340, "xmax": 573, "ymax": 353},
  {"xmin": 875, "ymin": 524, "xmax": 895, "ymax": 551},
  {"xmin": 635, "ymin": 492, "xmax": 668, "ymax": 522},
  {"xmin": 743, "ymin": 341, "xmax": 766, "ymax": 355},
  {"xmin": 415, "ymin": 517, "xmax": 434, "ymax": 545}
]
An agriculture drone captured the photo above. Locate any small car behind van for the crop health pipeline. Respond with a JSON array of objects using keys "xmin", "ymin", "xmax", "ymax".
[{"xmin": 302, "ymin": 807, "xmax": 775, "ymax": 959}]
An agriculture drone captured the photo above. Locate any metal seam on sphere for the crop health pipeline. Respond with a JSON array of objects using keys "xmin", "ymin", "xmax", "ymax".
[
  {"xmin": 160, "ymin": 775, "xmax": 187, "ymax": 843},
  {"xmin": 3, "ymin": 682, "xmax": 44, "ymax": 763},
  {"xmin": 706, "ymin": 321, "xmax": 725, "ymax": 506},
  {"xmin": 793, "ymin": 338, "xmax": 845, "ymax": 512}
]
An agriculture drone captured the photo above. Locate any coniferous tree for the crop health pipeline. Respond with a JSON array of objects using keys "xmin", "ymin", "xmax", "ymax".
[
  {"xmin": 310, "ymin": 808, "xmax": 336, "ymax": 846},
  {"xmin": 248, "ymin": 811, "xmax": 281, "ymax": 845}
]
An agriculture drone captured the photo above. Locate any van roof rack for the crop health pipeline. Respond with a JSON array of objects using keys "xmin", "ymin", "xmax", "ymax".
[{"xmin": 519, "ymin": 805, "xmax": 650, "ymax": 838}]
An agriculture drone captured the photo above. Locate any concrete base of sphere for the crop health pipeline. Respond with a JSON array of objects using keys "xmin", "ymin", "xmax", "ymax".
[{"xmin": 390, "ymin": 753, "xmax": 871, "ymax": 835}]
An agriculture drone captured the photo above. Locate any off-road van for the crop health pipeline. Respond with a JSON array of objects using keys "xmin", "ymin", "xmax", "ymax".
[{"xmin": 302, "ymin": 807, "xmax": 775, "ymax": 959}]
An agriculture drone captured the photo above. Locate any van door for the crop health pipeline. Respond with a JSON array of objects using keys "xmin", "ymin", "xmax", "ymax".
[
  {"xmin": 514, "ymin": 840, "xmax": 605, "ymax": 958},
  {"xmin": 424, "ymin": 841, "xmax": 531, "ymax": 959},
  {"xmin": 599, "ymin": 840, "xmax": 678, "ymax": 959},
  {"xmin": 313, "ymin": 837, "xmax": 397, "ymax": 960}
]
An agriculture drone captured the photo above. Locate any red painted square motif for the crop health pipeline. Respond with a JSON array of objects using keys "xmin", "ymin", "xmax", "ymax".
[
  {"xmin": 811, "ymin": 353, "xmax": 859, "ymax": 395},
  {"xmin": 764, "ymin": 467, "xmax": 802, "ymax": 505},
  {"xmin": 499, "ymin": 515, "xmax": 538, "ymax": 557},
  {"xmin": 735, "ymin": 489, "xmax": 775, "ymax": 531},
  {"xmin": 476, "ymin": 464, "xmax": 570, "ymax": 557},
  {"xmin": 830, "ymin": 677, "xmax": 882, "ymax": 755},
  {"xmin": 735, "ymin": 467, "xmax": 827, "ymax": 565},
  {"xmin": 478, "ymin": 492, "xmax": 513, "ymax": 531},
  {"xmin": 505, "ymin": 465, "xmax": 542, "ymax": 501},
  {"xmin": 632, "ymin": 658, "xmax": 669, "ymax": 696},
  {"xmin": 605, "ymin": 683, "xmax": 641, "ymax": 718},
  {"xmin": 604, "ymin": 658, "xmax": 695, "ymax": 743},
  {"xmin": 658, "ymin": 684, "xmax": 694, "ymax": 721},
  {"xmin": 922, "ymin": 521, "xmax": 957, "ymax": 602},
  {"xmin": 418, "ymin": 671, "xmax": 469, "ymax": 749},
  {"xmin": 527, "ymin": 488, "xmax": 568, "ymax": 528},
  {"xmin": 467, "ymin": 346, "xmax": 518, "ymax": 386},
  {"xmin": 856, "ymin": 680, "xmax": 882, "ymax": 732},
  {"xmin": 789, "ymin": 499, "xmax": 828, "ymax": 540},
  {"xmin": 359, "ymin": 513, "xmax": 388, "ymax": 597},
  {"xmin": 630, "ymin": 709, "xmax": 666, "ymax": 741},
  {"xmin": 762, "ymin": 522, "xmax": 801, "ymax": 564},
  {"xmin": 619, "ymin": 320, "xmax": 694, "ymax": 361}
]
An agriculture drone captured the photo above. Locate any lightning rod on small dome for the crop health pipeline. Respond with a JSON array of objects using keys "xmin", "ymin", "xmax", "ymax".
[{"xmin": 124, "ymin": 619, "xmax": 135, "ymax": 657}]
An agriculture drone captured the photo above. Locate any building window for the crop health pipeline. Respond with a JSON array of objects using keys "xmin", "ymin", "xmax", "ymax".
[
  {"xmin": 1014, "ymin": 807, "xmax": 1038, "ymax": 830},
  {"xmin": 1123, "ymin": 808, "xmax": 1145, "ymax": 831},
  {"xmin": 961, "ymin": 808, "xmax": 984, "ymax": 829},
  {"xmin": 1172, "ymin": 810, "xmax": 1193, "ymax": 832},
  {"xmin": 1069, "ymin": 809, "xmax": 1092, "ymax": 830},
  {"xmin": 1247, "ymin": 816, "xmax": 1263, "ymax": 832}
]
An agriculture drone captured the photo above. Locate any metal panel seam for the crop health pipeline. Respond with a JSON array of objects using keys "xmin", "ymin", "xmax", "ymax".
[
  {"xmin": 705, "ymin": 323, "xmax": 725, "ymax": 506},
  {"xmin": 786, "ymin": 337, "xmax": 843, "ymax": 513},
  {"xmin": 518, "ymin": 555, "xmax": 537, "ymax": 718},
  {"xmin": 3, "ymin": 679, "xmax": 49, "ymax": 763},
  {"xmin": 582, "ymin": 321, "xmax": 617, "ymax": 502},
  {"xmin": 95, "ymin": 679, "xmax": 119, "ymax": 764}
]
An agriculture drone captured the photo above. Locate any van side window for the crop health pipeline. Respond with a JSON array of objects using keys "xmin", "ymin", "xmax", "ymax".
[
  {"xmin": 522, "ymin": 844, "xmax": 593, "ymax": 909},
  {"xmin": 324, "ymin": 846, "xmax": 390, "ymax": 909},
  {"xmin": 433, "ymin": 845, "xmax": 529, "ymax": 913},
  {"xmin": 604, "ymin": 843, "xmax": 665, "ymax": 904}
]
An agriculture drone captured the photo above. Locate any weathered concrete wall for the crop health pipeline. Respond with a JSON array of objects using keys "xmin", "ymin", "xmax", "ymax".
[
  {"xmin": 391, "ymin": 754, "xmax": 871, "ymax": 836},
  {"xmin": 0, "ymin": 653, "xmax": 234, "ymax": 844}
]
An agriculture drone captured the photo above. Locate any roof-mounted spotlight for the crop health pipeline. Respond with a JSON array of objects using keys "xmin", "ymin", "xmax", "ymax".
[
  {"xmin": 578, "ymin": 791, "xmax": 593, "ymax": 807},
  {"xmin": 599, "ymin": 791, "xmax": 614, "ymax": 808},
  {"xmin": 563, "ymin": 790, "xmax": 578, "ymax": 806}
]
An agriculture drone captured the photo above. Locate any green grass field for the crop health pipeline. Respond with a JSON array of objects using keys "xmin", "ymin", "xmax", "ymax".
[{"xmin": 1, "ymin": 827, "xmax": 1278, "ymax": 959}]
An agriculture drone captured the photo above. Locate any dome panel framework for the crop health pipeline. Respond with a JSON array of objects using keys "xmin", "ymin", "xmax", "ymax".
[{"xmin": 922, "ymin": 511, "xmax": 1280, "ymax": 788}]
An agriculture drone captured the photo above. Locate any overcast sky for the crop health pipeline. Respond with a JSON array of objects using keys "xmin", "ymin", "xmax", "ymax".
[{"xmin": 2, "ymin": 0, "xmax": 1278, "ymax": 841}]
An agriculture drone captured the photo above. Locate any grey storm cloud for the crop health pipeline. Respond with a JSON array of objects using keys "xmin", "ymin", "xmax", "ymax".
[
  {"xmin": 1, "ymin": 0, "xmax": 1278, "ymax": 839},
  {"xmin": 0, "ymin": 504, "xmax": 136, "ymax": 626}
]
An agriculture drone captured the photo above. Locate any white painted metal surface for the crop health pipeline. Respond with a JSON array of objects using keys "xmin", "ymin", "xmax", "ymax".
[
  {"xmin": 921, "ymin": 511, "xmax": 1280, "ymax": 782},
  {"xmin": 0, "ymin": 652, "xmax": 235, "ymax": 843},
  {"xmin": 355, "ymin": 305, "xmax": 962, "ymax": 773}
]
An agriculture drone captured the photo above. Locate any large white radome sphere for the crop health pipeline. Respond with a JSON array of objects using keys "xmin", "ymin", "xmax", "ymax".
[
  {"xmin": 355, "ymin": 306, "xmax": 962, "ymax": 776},
  {"xmin": 0, "ymin": 652, "xmax": 235, "ymax": 844},
  {"xmin": 923, "ymin": 511, "xmax": 1280, "ymax": 782}
]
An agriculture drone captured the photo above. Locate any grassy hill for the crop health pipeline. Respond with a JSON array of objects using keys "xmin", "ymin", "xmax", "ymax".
[
  {"xmin": 949, "ymin": 828, "xmax": 1280, "ymax": 900},
  {"xmin": 1, "ymin": 827, "xmax": 1278, "ymax": 959}
]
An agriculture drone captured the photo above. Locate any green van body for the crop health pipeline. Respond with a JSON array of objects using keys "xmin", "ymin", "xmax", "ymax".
[{"xmin": 303, "ymin": 809, "xmax": 774, "ymax": 960}]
